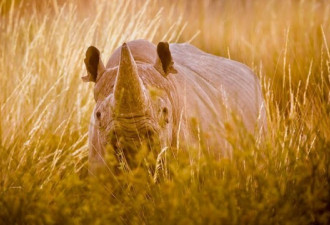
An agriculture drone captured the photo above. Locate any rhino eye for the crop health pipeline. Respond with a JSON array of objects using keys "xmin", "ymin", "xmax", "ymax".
[
  {"xmin": 96, "ymin": 111, "xmax": 101, "ymax": 119},
  {"xmin": 162, "ymin": 107, "xmax": 169, "ymax": 123},
  {"xmin": 162, "ymin": 107, "xmax": 168, "ymax": 114}
]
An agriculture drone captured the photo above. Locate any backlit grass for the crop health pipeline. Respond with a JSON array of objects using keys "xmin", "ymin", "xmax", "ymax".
[{"xmin": 0, "ymin": 0, "xmax": 329, "ymax": 224}]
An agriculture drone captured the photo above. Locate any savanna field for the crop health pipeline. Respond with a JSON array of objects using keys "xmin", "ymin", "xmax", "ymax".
[{"xmin": 0, "ymin": 0, "xmax": 329, "ymax": 224}]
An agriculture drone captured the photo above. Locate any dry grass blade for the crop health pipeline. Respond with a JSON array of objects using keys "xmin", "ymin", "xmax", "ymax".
[{"xmin": 0, "ymin": 0, "xmax": 329, "ymax": 224}]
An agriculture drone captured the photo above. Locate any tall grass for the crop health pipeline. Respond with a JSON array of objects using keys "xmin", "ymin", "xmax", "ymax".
[{"xmin": 0, "ymin": 0, "xmax": 329, "ymax": 224}]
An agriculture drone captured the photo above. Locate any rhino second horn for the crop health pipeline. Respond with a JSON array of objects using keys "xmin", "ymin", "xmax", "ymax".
[{"xmin": 113, "ymin": 43, "xmax": 147, "ymax": 116}]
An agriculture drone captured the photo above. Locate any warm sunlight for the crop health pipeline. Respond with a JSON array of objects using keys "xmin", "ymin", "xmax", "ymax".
[{"xmin": 0, "ymin": 0, "xmax": 329, "ymax": 224}]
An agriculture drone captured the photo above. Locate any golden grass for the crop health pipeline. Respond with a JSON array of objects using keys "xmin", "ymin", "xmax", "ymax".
[{"xmin": 0, "ymin": 0, "xmax": 329, "ymax": 224}]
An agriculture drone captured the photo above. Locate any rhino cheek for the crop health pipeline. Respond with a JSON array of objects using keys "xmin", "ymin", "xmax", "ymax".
[{"xmin": 88, "ymin": 118, "xmax": 107, "ymax": 171}]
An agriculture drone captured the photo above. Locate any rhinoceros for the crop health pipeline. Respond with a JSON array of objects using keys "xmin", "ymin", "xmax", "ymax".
[{"xmin": 83, "ymin": 39, "xmax": 266, "ymax": 172}]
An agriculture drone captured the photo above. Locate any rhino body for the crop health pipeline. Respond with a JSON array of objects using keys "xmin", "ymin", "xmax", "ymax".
[{"xmin": 83, "ymin": 39, "xmax": 266, "ymax": 172}]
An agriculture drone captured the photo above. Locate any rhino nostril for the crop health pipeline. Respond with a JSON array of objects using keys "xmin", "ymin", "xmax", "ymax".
[
  {"xmin": 96, "ymin": 111, "xmax": 101, "ymax": 119},
  {"xmin": 109, "ymin": 131, "xmax": 118, "ymax": 145},
  {"xmin": 145, "ymin": 129, "xmax": 155, "ymax": 138}
]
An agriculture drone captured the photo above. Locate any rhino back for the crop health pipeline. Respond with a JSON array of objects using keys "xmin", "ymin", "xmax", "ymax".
[{"xmin": 169, "ymin": 43, "xmax": 265, "ymax": 134}]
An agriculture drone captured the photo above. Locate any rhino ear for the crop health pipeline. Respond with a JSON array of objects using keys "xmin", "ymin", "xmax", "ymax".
[
  {"xmin": 155, "ymin": 42, "xmax": 177, "ymax": 77},
  {"xmin": 82, "ymin": 46, "xmax": 105, "ymax": 82}
]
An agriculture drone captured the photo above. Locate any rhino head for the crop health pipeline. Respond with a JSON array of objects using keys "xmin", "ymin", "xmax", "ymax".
[{"xmin": 83, "ymin": 42, "xmax": 177, "ymax": 170}]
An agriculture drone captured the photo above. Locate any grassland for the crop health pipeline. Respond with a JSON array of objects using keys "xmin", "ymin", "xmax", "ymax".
[{"xmin": 0, "ymin": 0, "xmax": 329, "ymax": 224}]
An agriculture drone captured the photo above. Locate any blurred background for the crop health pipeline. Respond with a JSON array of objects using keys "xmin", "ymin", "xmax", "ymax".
[{"xmin": 0, "ymin": 0, "xmax": 329, "ymax": 224}]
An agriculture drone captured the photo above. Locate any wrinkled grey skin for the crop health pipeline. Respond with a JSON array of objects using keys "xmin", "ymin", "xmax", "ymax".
[{"xmin": 83, "ymin": 39, "xmax": 266, "ymax": 173}]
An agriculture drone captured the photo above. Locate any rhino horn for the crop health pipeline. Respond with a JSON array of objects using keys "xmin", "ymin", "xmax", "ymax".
[{"xmin": 113, "ymin": 43, "xmax": 147, "ymax": 116}]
